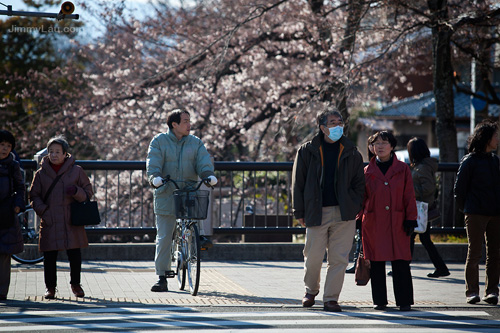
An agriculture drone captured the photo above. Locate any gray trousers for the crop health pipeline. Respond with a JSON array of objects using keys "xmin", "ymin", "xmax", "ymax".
[
  {"xmin": 154, "ymin": 213, "xmax": 211, "ymax": 277},
  {"xmin": 154, "ymin": 214, "xmax": 176, "ymax": 276}
]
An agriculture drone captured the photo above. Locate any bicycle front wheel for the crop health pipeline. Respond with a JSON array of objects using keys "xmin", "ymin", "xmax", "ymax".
[
  {"xmin": 172, "ymin": 229, "xmax": 186, "ymax": 290},
  {"xmin": 186, "ymin": 222, "xmax": 201, "ymax": 296},
  {"xmin": 12, "ymin": 208, "xmax": 44, "ymax": 264}
]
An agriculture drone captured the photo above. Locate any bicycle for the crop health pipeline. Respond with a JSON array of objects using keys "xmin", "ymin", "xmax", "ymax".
[
  {"xmin": 11, "ymin": 206, "xmax": 44, "ymax": 264},
  {"xmin": 159, "ymin": 175, "xmax": 213, "ymax": 296}
]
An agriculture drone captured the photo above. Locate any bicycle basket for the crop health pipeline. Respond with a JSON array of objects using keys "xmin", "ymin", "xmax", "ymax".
[{"xmin": 173, "ymin": 189, "xmax": 210, "ymax": 219}]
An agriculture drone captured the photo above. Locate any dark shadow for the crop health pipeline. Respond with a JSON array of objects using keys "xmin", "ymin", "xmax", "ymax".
[
  {"xmin": 205, "ymin": 260, "xmax": 304, "ymax": 270},
  {"xmin": 0, "ymin": 299, "xmax": 274, "ymax": 332},
  {"xmin": 197, "ymin": 289, "xmax": 300, "ymax": 305}
]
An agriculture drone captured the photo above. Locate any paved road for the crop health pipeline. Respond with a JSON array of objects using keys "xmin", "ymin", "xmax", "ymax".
[
  {"xmin": 2, "ymin": 305, "xmax": 500, "ymax": 332},
  {"xmin": 2, "ymin": 260, "xmax": 500, "ymax": 331}
]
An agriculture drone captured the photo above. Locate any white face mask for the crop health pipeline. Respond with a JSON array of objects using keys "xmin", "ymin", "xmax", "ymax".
[{"xmin": 327, "ymin": 126, "xmax": 343, "ymax": 142}]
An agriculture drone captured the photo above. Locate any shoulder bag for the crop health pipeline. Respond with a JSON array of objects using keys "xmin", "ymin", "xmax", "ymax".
[
  {"xmin": 415, "ymin": 200, "xmax": 428, "ymax": 233},
  {"xmin": 70, "ymin": 193, "xmax": 101, "ymax": 226},
  {"xmin": 43, "ymin": 174, "xmax": 63, "ymax": 203},
  {"xmin": 355, "ymin": 250, "xmax": 371, "ymax": 286}
]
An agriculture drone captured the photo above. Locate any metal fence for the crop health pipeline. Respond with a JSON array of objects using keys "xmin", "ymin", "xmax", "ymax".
[{"xmin": 20, "ymin": 160, "xmax": 464, "ymax": 241}]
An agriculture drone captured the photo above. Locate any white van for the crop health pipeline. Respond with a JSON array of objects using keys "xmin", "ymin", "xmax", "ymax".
[{"xmin": 395, "ymin": 148, "xmax": 440, "ymax": 164}]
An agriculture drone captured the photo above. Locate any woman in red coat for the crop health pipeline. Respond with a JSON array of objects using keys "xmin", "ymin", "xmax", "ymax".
[
  {"xmin": 359, "ymin": 131, "xmax": 418, "ymax": 311},
  {"xmin": 29, "ymin": 136, "xmax": 93, "ymax": 300}
]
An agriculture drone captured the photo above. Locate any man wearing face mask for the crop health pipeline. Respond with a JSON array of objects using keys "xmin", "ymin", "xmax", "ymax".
[{"xmin": 292, "ymin": 109, "xmax": 365, "ymax": 312}]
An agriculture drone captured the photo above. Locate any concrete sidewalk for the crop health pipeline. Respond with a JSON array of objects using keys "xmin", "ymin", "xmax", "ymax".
[{"xmin": 5, "ymin": 259, "xmax": 494, "ymax": 309}]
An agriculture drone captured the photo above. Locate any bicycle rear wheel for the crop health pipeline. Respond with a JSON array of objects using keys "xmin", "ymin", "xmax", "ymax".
[
  {"xmin": 12, "ymin": 208, "xmax": 44, "ymax": 264},
  {"xmin": 186, "ymin": 222, "xmax": 201, "ymax": 296}
]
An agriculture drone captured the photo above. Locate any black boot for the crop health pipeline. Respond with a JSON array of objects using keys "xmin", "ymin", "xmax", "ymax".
[{"xmin": 151, "ymin": 276, "xmax": 168, "ymax": 292}]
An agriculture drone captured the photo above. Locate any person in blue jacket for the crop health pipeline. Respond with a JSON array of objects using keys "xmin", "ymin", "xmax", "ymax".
[{"xmin": 147, "ymin": 109, "xmax": 217, "ymax": 292}]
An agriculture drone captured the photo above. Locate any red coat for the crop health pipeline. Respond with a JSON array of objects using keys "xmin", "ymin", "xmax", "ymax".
[
  {"xmin": 360, "ymin": 157, "xmax": 417, "ymax": 261},
  {"xmin": 29, "ymin": 155, "xmax": 92, "ymax": 252}
]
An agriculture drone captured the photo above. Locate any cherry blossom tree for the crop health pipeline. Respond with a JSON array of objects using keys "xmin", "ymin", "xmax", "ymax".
[
  {"xmin": 0, "ymin": 0, "xmax": 84, "ymax": 156},
  {"xmin": 4, "ymin": 0, "xmax": 500, "ymax": 162},
  {"xmin": 4, "ymin": 0, "xmax": 500, "ymax": 231},
  {"xmin": 382, "ymin": 0, "xmax": 500, "ymax": 226}
]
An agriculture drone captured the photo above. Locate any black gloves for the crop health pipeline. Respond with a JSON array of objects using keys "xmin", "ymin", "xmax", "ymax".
[{"xmin": 403, "ymin": 220, "xmax": 417, "ymax": 236}]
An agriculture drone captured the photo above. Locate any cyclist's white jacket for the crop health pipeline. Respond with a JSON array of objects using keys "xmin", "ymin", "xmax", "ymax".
[{"xmin": 146, "ymin": 130, "xmax": 215, "ymax": 216}]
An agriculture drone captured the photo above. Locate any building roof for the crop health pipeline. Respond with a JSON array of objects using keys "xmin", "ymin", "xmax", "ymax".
[
  {"xmin": 356, "ymin": 117, "xmax": 394, "ymax": 131},
  {"xmin": 376, "ymin": 86, "xmax": 489, "ymax": 119}
]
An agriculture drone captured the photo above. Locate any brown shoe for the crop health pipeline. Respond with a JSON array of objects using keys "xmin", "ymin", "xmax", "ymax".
[
  {"xmin": 71, "ymin": 284, "xmax": 85, "ymax": 298},
  {"xmin": 44, "ymin": 288, "xmax": 56, "ymax": 299},
  {"xmin": 324, "ymin": 300, "xmax": 342, "ymax": 312},
  {"xmin": 302, "ymin": 292, "xmax": 318, "ymax": 307}
]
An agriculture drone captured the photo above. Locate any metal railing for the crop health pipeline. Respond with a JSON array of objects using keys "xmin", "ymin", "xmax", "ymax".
[{"xmin": 20, "ymin": 160, "xmax": 464, "ymax": 239}]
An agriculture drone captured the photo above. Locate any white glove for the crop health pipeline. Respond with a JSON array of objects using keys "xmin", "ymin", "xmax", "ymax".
[
  {"xmin": 152, "ymin": 176, "xmax": 163, "ymax": 187},
  {"xmin": 208, "ymin": 175, "xmax": 218, "ymax": 186}
]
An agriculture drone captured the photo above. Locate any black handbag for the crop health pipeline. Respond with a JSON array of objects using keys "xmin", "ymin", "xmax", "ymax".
[{"xmin": 70, "ymin": 194, "xmax": 101, "ymax": 226}]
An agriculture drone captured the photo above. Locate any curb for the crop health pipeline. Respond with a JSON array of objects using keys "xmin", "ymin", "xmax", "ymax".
[{"xmin": 67, "ymin": 243, "xmax": 475, "ymax": 262}]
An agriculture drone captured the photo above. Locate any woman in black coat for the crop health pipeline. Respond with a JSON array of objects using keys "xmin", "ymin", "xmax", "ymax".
[
  {"xmin": 454, "ymin": 120, "xmax": 500, "ymax": 305},
  {"xmin": 0, "ymin": 130, "xmax": 25, "ymax": 301}
]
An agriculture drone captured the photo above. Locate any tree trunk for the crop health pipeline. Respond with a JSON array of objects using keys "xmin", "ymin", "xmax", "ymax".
[
  {"xmin": 309, "ymin": 0, "xmax": 364, "ymax": 135},
  {"xmin": 428, "ymin": 0, "xmax": 459, "ymax": 228}
]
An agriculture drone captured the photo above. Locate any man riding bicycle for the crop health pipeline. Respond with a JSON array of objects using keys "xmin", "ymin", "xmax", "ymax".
[{"xmin": 147, "ymin": 109, "xmax": 217, "ymax": 292}]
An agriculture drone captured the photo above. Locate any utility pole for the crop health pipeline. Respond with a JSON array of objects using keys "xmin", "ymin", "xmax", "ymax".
[{"xmin": 470, "ymin": 59, "xmax": 476, "ymax": 135}]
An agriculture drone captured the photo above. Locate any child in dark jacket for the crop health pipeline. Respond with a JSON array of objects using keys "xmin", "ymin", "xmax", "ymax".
[{"xmin": 0, "ymin": 130, "xmax": 25, "ymax": 301}]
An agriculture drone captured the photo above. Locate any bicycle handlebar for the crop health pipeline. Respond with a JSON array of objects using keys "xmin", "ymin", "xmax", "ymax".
[{"xmin": 160, "ymin": 175, "xmax": 213, "ymax": 190}]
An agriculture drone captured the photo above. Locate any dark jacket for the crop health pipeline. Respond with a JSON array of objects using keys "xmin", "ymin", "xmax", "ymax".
[
  {"xmin": 411, "ymin": 157, "xmax": 438, "ymax": 204},
  {"xmin": 292, "ymin": 133, "xmax": 365, "ymax": 226},
  {"xmin": 454, "ymin": 152, "xmax": 500, "ymax": 216},
  {"xmin": 0, "ymin": 152, "xmax": 24, "ymax": 254},
  {"xmin": 30, "ymin": 155, "xmax": 92, "ymax": 252}
]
